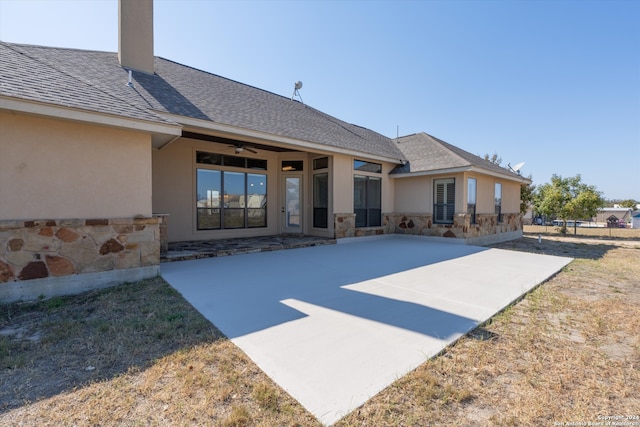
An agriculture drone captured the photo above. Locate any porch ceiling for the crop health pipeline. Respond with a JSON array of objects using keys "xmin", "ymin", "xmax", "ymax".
[{"xmin": 182, "ymin": 131, "xmax": 300, "ymax": 153}]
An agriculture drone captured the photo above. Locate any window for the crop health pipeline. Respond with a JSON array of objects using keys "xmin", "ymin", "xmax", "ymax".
[
  {"xmin": 353, "ymin": 159, "xmax": 382, "ymax": 227},
  {"xmin": 434, "ymin": 178, "xmax": 455, "ymax": 223},
  {"xmin": 354, "ymin": 159, "xmax": 382, "ymax": 173},
  {"xmin": 247, "ymin": 173, "xmax": 267, "ymax": 227},
  {"xmin": 313, "ymin": 173, "xmax": 328, "ymax": 228},
  {"xmin": 223, "ymin": 171, "xmax": 245, "ymax": 228},
  {"xmin": 281, "ymin": 160, "xmax": 303, "ymax": 171},
  {"xmin": 313, "ymin": 157, "xmax": 329, "ymax": 170},
  {"xmin": 195, "ymin": 151, "xmax": 267, "ymax": 230},
  {"xmin": 467, "ymin": 178, "xmax": 477, "ymax": 224},
  {"xmin": 354, "ymin": 175, "xmax": 381, "ymax": 227},
  {"xmin": 196, "ymin": 151, "xmax": 266, "ymax": 170},
  {"xmin": 313, "ymin": 157, "xmax": 329, "ymax": 228},
  {"xmin": 196, "ymin": 169, "xmax": 221, "ymax": 229},
  {"xmin": 495, "ymin": 182, "xmax": 502, "ymax": 222}
]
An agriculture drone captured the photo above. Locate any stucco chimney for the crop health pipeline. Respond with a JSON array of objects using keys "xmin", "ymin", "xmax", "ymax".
[{"xmin": 118, "ymin": 0, "xmax": 154, "ymax": 74}]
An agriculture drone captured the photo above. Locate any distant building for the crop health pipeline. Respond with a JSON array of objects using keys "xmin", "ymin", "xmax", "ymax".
[{"xmin": 595, "ymin": 208, "xmax": 633, "ymax": 226}]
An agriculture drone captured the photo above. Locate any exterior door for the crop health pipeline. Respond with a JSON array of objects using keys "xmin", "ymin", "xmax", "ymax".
[{"xmin": 282, "ymin": 174, "xmax": 303, "ymax": 233}]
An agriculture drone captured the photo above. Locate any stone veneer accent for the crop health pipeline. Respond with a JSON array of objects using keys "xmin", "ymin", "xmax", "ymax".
[
  {"xmin": 0, "ymin": 217, "xmax": 161, "ymax": 299},
  {"xmin": 384, "ymin": 212, "xmax": 522, "ymax": 241},
  {"xmin": 335, "ymin": 211, "xmax": 522, "ymax": 243},
  {"xmin": 354, "ymin": 227, "xmax": 386, "ymax": 237},
  {"xmin": 155, "ymin": 214, "xmax": 169, "ymax": 254},
  {"xmin": 334, "ymin": 213, "xmax": 356, "ymax": 238}
]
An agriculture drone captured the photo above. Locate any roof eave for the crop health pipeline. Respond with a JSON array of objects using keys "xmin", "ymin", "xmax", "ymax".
[
  {"xmin": 158, "ymin": 112, "xmax": 404, "ymax": 164},
  {"xmin": 391, "ymin": 165, "xmax": 532, "ymax": 183},
  {"xmin": 468, "ymin": 166, "xmax": 532, "ymax": 183},
  {"xmin": 390, "ymin": 166, "xmax": 472, "ymax": 178},
  {"xmin": 1, "ymin": 96, "xmax": 182, "ymax": 145}
]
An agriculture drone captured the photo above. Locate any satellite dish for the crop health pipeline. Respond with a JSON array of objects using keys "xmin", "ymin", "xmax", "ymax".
[
  {"xmin": 508, "ymin": 161, "xmax": 525, "ymax": 175},
  {"xmin": 291, "ymin": 81, "xmax": 304, "ymax": 103}
]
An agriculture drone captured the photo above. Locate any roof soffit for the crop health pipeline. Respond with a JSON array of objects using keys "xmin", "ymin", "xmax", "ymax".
[
  {"xmin": 160, "ymin": 113, "xmax": 404, "ymax": 163},
  {"xmin": 1, "ymin": 96, "xmax": 181, "ymax": 140}
]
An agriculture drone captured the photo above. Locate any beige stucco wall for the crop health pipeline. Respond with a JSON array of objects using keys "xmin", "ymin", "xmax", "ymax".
[
  {"xmin": 502, "ymin": 179, "xmax": 521, "ymax": 213},
  {"xmin": 381, "ymin": 162, "xmax": 395, "ymax": 215},
  {"xmin": 332, "ymin": 154, "xmax": 353, "ymax": 213},
  {"xmin": 0, "ymin": 111, "xmax": 152, "ymax": 220},
  {"xmin": 394, "ymin": 175, "xmax": 428, "ymax": 212},
  {"xmin": 152, "ymin": 137, "xmax": 400, "ymax": 242},
  {"xmin": 336, "ymin": 154, "xmax": 396, "ymax": 215},
  {"xmin": 152, "ymin": 137, "xmax": 281, "ymax": 242},
  {"xmin": 469, "ymin": 174, "xmax": 520, "ymax": 214},
  {"xmin": 394, "ymin": 171, "xmax": 522, "ymax": 216},
  {"xmin": 469, "ymin": 173, "xmax": 495, "ymax": 213},
  {"xmin": 394, "ymin": 172, "xmax": 466, "ymax": 214}
]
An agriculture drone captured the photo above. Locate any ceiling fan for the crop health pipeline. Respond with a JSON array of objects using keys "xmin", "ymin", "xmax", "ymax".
[{"xmin": 229, "ymin": 142, "xmax": 257, "ymax": 154}]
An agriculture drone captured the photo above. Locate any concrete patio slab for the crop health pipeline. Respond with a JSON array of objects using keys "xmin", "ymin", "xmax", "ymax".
[{"xmin": 160, "ymin": 235, "xmax": 572, "ymax": 425}]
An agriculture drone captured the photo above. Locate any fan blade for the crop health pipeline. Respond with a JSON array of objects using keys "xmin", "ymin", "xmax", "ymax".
[{"xmin": 246, "ymin": 147, "xmax": 258, "ymax": 154}]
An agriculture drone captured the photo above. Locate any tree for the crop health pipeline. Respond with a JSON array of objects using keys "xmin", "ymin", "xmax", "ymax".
[
  {"xmin": 520, "ymin": 176, "xmax": 535, "ymax": 215},
  {"xmin": 534, "ymin": 174, "xmax": 604, "ymax": 234},
  {"xmin": 618, "ymin": 199, "xmax": 637, "ymax": 209},
  {"xmin": 483, "ymin": 152, "xmax": 502, "ymax": 165}
]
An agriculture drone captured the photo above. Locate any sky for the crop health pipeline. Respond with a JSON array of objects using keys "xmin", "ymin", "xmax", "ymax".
[{"xmin": 1, "ymin": 0, "xmax": 639, "ymax": 201}]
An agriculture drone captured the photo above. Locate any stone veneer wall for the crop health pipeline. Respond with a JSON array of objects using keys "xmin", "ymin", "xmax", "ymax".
[
  {"xmin": 334, "ymin": 213, "xmax": 356, "ymax": 238},
  {"xmin": 333, "ymin": 213, "xmax": 390, "ymax": 239},
  {"xmin": 384, "ymin": 212, "xmax": 522, "ymax": 240},
  {"xmin": 354, "ymin": 227, "xmax": 386, "ymax": 237},
  {"xmin": 335, "ymin": 212, "xmax": 522, "ymax": 242},
  {"xmin": 0, "ymin": 217, "xmax": 161, "ymax": 301}
]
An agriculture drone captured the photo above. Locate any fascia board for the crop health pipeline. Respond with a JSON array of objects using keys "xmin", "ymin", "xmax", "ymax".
[
  {"xmin": 1, "ymin": 96, "xmax": 182, "ymax": 137},
  {"xmin": 468, "ymin": 166, "xmax": 532, "ymax": 183},
  {"xmin": 158, "ymin": 112, "xmax": 403, "ymax": 164},
  {"xmin": 390, "ymin": 166, "xmax": 472, "ymax": 178},
  {"xmin": 391, "ymin": 165, "xmax": 531, "ymax": 184}
]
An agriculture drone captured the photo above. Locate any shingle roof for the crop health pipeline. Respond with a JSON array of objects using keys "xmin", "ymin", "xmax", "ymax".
[
  {"xmin": 392, "ymin": 132, "xmax": 524, "ymax": 180},
  {"xmin": 0, "ymin": 42, "xmax": 176, "ymax": 126},
  {"xmin": 0, "ymin": 42, "xmax": 405, "ymax": 161}
]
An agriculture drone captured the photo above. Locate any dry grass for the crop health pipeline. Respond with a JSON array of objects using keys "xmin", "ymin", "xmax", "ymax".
[
  {"xmin": 337, "ymin": 234, "xmax": 640, "ymax": 426},
  {"xmin": 0, "ymin": 279, "xmax": 318, "ymax": 426},
  {"xmin": 524, "ymin": 224, "xmax": 640, "ymax": 239},
  {"xmin": 1, "ymin": 233, "xmax": 639, "ymax": 426}
]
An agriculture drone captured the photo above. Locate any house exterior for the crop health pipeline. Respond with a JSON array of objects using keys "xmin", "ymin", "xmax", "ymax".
[
  {"xmin": 388, "ymin": 133, "xmax": 526, "ymax": 242},
  {"xmin": 0, "ymin": 0, "xmax": 529, "ymax": 301}
]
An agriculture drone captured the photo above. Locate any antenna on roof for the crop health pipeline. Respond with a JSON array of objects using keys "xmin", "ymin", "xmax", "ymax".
[
  {"xmin": 508, "ymin": 161, "xmax": 525, "ymax": 175},
  {"xmin": 291, "ymin": 81, "xmax": 303, "ymax": 104},
  {"xmin": 126, "ymin": 70, "xmax": 134, "ymax": 88}
]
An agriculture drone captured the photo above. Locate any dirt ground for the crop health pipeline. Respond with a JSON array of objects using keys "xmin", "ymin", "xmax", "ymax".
[{"xmin": 1, "ymin": 232, "xmax": 639, "ymax": 426}]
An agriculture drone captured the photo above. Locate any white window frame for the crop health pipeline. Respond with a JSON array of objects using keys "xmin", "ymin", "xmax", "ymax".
[{"xmin": 434, "ymin": 178, "xmax": 455, "ymax": 224}]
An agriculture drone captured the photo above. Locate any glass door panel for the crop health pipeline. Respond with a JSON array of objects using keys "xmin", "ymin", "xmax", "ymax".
[{"xmin": 283, "ymin": 176, "xmax": 302, "ymax": 233}]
